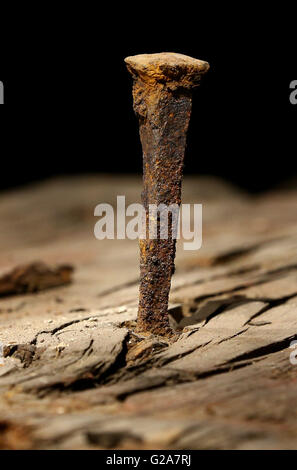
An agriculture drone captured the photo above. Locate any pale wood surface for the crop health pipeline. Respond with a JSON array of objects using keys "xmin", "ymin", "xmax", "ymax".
[{"xmin": 0, "ymin": 175, "xmax": 297, "ymax": 450}]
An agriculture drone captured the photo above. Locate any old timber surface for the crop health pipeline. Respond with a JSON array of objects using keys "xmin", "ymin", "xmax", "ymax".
[{"xmin": 0, "ymin": 175, "xmax": 297, "ymax": 450}]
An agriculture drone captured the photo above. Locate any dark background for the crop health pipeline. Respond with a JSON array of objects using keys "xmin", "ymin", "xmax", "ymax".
[{"xmin": 0, "ymin": 9, "xmax": 296, "ymax": 193}]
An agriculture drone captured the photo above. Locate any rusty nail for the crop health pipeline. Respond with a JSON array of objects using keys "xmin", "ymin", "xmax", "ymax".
[{"xmin": 125, "ymin": 52, "xmax": 209, "ymax": 336}]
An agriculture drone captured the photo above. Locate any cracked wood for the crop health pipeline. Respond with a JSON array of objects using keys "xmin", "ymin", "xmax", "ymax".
[{"xmin": 0, "ymin": 175, "xmax": 297, "ymax": 449}]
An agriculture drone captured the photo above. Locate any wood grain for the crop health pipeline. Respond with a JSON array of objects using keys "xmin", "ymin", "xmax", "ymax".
[{"xmin": 0, "ymin": 175, "xmax": 296, "ymax": 449}]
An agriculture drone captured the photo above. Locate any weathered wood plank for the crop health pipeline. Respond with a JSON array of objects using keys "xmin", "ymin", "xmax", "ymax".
[{"xmin": 0, "ymin": 175, "xmax": 297, "ymax": 449}]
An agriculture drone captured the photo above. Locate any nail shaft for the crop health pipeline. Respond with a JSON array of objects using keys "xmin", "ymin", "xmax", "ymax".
[{"xmin": 125, "ymin": 53, "xmax": 209, "ymax": 335}]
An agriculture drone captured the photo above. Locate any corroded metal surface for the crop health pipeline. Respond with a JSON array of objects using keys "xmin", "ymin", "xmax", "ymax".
[{"xmin": 125, "ymin": 53, "xmax": 209, "ymax": 335}]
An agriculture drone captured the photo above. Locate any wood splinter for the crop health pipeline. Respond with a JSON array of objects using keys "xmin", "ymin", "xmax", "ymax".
[{"xmin": 125, "ymin": 52, "xmax": 209, "ymax": 336}]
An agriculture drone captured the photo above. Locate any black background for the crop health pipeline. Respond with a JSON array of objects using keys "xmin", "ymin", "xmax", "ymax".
[{"xmin": 0, "ymin": 8, "xmax": 296, "ymax": 193}]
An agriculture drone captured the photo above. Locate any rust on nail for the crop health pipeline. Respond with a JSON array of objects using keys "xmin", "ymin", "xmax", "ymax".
[{"xmin": 125, "ymin": 52, "xmax": 209, "ymax": 336}]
